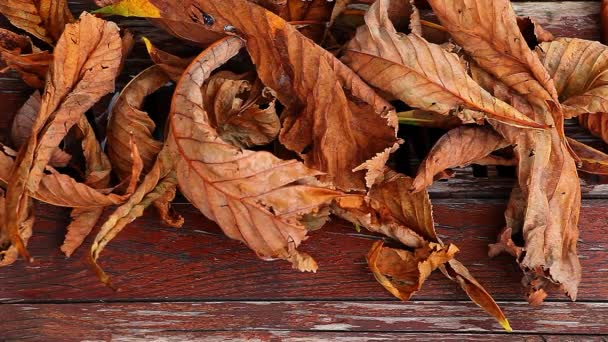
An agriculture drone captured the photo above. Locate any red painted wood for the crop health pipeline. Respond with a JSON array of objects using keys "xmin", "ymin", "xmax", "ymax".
[
  {"xmin": 0, "ymin": 1, "xmax": 607, "ymax": 340},
  {"xmin": 1, "ymin": 301, "xmax": 607, "ymax": 340},
  {"xmin": 0, "ymin": 200, "xmax": 606, "ymax": 302}
]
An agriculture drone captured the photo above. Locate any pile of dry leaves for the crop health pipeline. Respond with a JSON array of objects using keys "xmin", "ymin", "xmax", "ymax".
[{"xmin": 2, "ymin": 0, "xmax": 608, "ymax": 330}]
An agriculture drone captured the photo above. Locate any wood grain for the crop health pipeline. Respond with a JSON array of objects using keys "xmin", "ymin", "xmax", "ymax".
[
  {"xmin": 1, "ymin": 1, "xmax": 608, "ymax": 340},
  {"xmin": 1, "ymin": 301, "xmax": 607, "ymax": 340},
  {"xmin": 0, "ymin": 200, "xmax": 606, "ymax": 303}
]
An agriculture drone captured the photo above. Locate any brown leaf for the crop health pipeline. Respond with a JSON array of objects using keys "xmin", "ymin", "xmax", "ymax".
[
  {"xmin": 427, "ymin": 0, "xmax": 557, "ymax": 106},
  {"xmin": 112, "ymin": 0, "xmax": 399, "ymax": 191},
  {"xmin": 11, "ymin": 91, "xmax": 72, "ymax": 167},
  {"xmin": 566, "ymin": 137, "xmax": 608, "ymax": 175},
  {"xmin": 170, "ymin": 36, "xmax": 340, "ymax": 270},
  {"xmin": 106, "ymin": 65, "xmax": 182, "ymax": 229},
  {"xmin": 411, "ymin": 126, "xmax": 510, "ymax": 193},
  {"xmin": 1, "ymin": 50, "xmax": 52, "ymax": 89},
  {"xmin": 0, "ymin": 28, "xmax": 34, "ymax": 54},
  {"xmin": 91, "ymin": 146, "xmax": 175, "ymax": 288},
  {"xmin": 474, "ymin": 57, "xmax": 582, "ymax": 302},
  {"xmin": 442, "ymin": 259, "xmax": 512, "ymax": 332},
  {"xmin": 0, "ymin": 0, "xmax": 74, "ymax": 43},
  {"xmin": 0, "ymin": 193, "xmax": 34, "ymax": 266},
  {"xmin": 367, "ymin": 240, "xmax": 458, "ymax": 300},
  {"xmin": 202, "ymin": 73, "xmax": 280, "ymax": 148},
  {"xmin": 142, "ymin": 37, "xmax": 190, "ymax": 82},
  {"xmin": 537, "ymin": 38, "xmax": 608, "ymax": 119},
  {"xmin": 61, "ymin": 115, "xmax": 124, "ymax": 257},
  {"xmin": 332, "ymin": 194, "xmax": 427, "ymax": 249},
  {"xmin": 2, "ymin": 13, "xmax": 122, "ymax": 260},
  {"xmin": 107, "ymin": 66, "xmax": 167, "ymax": 180},
  {"xmin": 343, "ymin": 0, "xmax": 544, "ymax": 129}
]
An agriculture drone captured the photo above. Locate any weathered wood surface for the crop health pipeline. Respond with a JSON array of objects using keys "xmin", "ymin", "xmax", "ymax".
[
  {"xmin": 1, "ymin": 200, "xmax": 607, "ymax": 302},
  {"xmin": 2, "ymin": 301, "xmax": 608, "ymax": 340},
  {"xmin": 1, "ymin": 1, "xmax": 608, "ymax": 340}
]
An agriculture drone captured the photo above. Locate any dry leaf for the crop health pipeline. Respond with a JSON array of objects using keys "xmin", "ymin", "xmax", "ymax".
[
  {"xmin": 107, "ymin": 66, "xmax": 167, "ymax": 180},
  {"xmin": 0, "ymin": 0, "xmax": 74, "ymax": 43},
  {"xmin": 473, "ymin": 57, "xmax": 582, "ymax": 302},
  {"xmin": 333, "ymin": 170, "xmax": 510, "ymax": 330},
  {"xmin": 1, "ymin": 50, "xmax": 52, "ymax": 89},
  {"xmin": 343, "ymin": 0, "xmax": 544, "ymax": 129},
  {"xmin": 142, "ymin": 37, "xmax": 190, "ymax": 82},
  {"xmin": 202, "ymin": 73, "xmax": 280, "ymax": 148},
  {"xmin": 2, "ymin": 13, "xmax": 122, "ymax": 261},
  {"xmin": 566, "ymin": 138, "xmax": 608, "ymax": 175},
  {"xmin": 170, "ymin": 36, "xmax": 340, "ymax": 270},
  {"xmin": 106, "ymin": 65, "xmax": 182, "ymax": 229},
  {"xmin": 537, "ymin": 38, "xmax": 608, "ymax": 118},
  {"xmin": 411, "ymin": 126, "xmax": 510, "ymax": 193},
  {"xmin": 367, "ymin": 240, "xmax": 458, "ymax": 300},
  {"xmin": 441, "ymin": 259, "xmax": 512, "ymax": 332},
  {"xmin": 101, "ymin": 0, "xmax": 399, "ymax": 191},
  {"xmin": 11, "ymin": 91, "xmax": 72, "ymax": 167},
  {"xmin": 427, "ymin": 0, "xmax": 557, "ymax": 106}
]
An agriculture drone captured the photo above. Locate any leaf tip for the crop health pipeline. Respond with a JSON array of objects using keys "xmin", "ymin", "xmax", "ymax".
[
  {"xmin": 500, "ymin": 318, "xmax": 513, "ymax": 332},
  {"xmin": 142, "ymin": 36, "xmax": 153, "ymax": 54}
]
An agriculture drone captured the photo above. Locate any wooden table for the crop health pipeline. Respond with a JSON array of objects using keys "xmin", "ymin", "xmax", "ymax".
[{"xmin": 1, "ymin": 1, "xmax": 608, "ymax": 341}]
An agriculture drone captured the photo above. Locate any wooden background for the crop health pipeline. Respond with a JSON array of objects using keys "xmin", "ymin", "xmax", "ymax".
[{"xmin": 1, "ymin": 1, "xmax": 608, "ymax": 341}]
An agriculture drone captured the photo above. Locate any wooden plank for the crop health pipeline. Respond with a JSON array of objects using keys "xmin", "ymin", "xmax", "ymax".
[
  {"xmin": 70, "ymin": 331, "xmax": 608, "ymax": 342},
  {"xmin": 0, "ymin": 200, "xmax": 606, "ymax": 302},
  {"xmin": 1, "ymin": 301, "xmax": 607, "ymax": 340}
]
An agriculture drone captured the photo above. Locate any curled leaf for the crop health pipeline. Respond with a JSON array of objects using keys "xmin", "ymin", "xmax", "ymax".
[
  {"xmin": 106, "ymin": 0, "xmax": 399, "ymax": 191},
  {"xmin": 107, "ymin": 66, "xmax": 167, "ymax": 180},
  {"xmin": 367, "ymin": 240, "xmax": 458, "ymax": 301},
  {"xmin": 411, "ymin": 126, "xmax": 510, "ymax": 193},
  {"xmin": 566, "ymin": 137, "xmax": 608, "ymax": 175},
  {"xmin": 170, "ymin": 37, "xmax": 340, "ymax": 270},
  {"xmin": 202, "ymin": 73, "xmax": 280, "ymax": 148}
]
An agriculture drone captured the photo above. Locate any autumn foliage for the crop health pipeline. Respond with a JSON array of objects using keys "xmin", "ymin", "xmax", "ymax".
[{"xmin": 1, "ymin": 0, "xmax": 608, "ymax": 331}]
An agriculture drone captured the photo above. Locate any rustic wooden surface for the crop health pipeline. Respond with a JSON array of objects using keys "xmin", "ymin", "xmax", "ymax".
[{"xmin": 1, "ymin": 1, "xmax": 608, "ymax": 341}]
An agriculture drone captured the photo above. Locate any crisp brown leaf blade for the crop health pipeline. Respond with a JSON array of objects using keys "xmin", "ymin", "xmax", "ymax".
[
  {"xmin": 0, "ymin": 193, "xmax": 34, "ymax": 266},
  {"xmin": 411, "ymin": 126, "xmax": 510, "ymax": 193},
  {"xmin": 202, "ymin": 73, "xmax": 280, "ymax": 148},
  {"xmin": 332, "ymin": 195, "xmax": 427, "ymax": 249},
  {"xmin": 442, "ymin": 259, "xmax": 512, "ymax": 332},
  {"xmin": 101, "ymin": 0, "xmax": 399, "ymax": 191},
  {"xmin": 170, "ymin": 36, "xmax": 340, "ymax": 270},
  {"xmin": 566, "ymin": 137, "xmax": 608, "ymax": 175},
  {"xmin": 11, "ymin": 91, "xmax": 72, "ymax": 167},
  {"xmin": 142, "ymin": 37, "xmax": 190, "ymax": 82},
  {"xmin": 343, "ymin": 0, "xmax": 545, "ymax": 129},
  {"xmin": 0, "ymin": 0, "xmax": 74, "ymax": 43},
  {"xmin": 91, "ymin": 146, "xmax": 174, "ymax": 288},
  {"xmin": 2, "ymin": 13, "xmax": 122, "ymax": 260},
  {"xmin": 473, "ymin": 59, "xmax": 582, "ymax": 302},
  {"xmin": 537, "ymin": 38, "xmax": 608, "ymax": 118},
  {"xmin": 427, "ymin": 0, "xmax": 557, "ymax": 105},
  {"xmin": 107, "ymin": 66, "xmax": 167, "ymax": 180},
  {"xmin": 1, "ymin": 50, "xmax": 52, "ymax": 89},
  {"xmin": 367, "ymin": 240, "xmax": 458, "ymax": 300}
]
